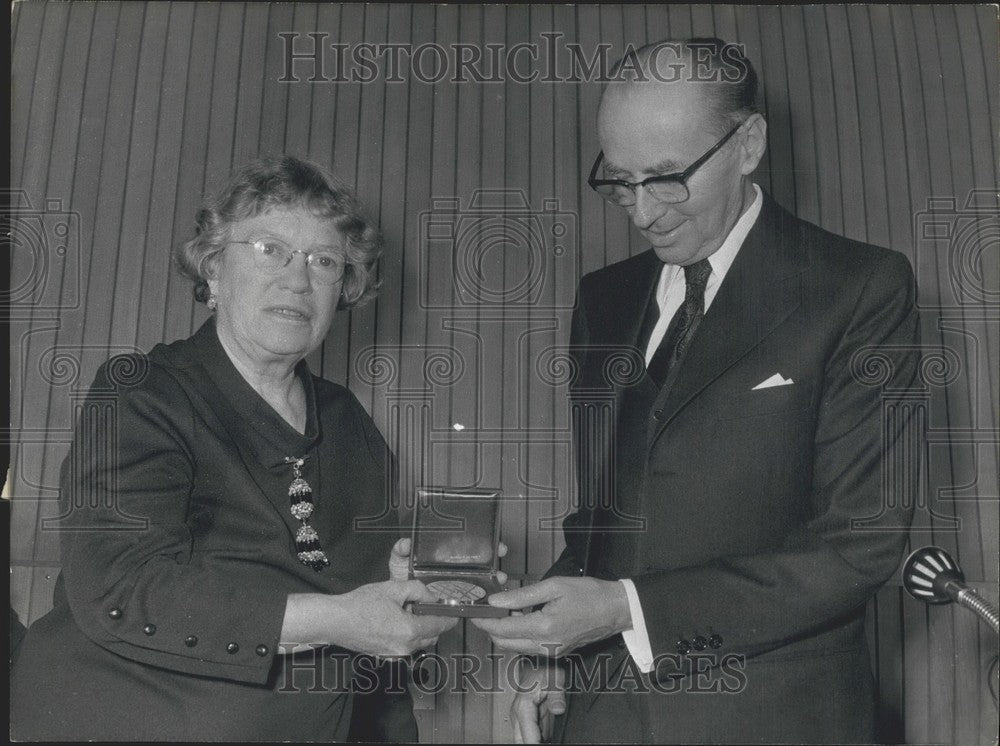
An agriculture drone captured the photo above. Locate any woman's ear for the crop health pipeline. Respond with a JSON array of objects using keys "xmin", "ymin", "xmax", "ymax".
[{"xmin": 201, "ymin": 250, "xmax": 223, "ymax": 292}]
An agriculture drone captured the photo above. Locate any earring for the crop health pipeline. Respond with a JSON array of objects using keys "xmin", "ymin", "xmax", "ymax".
[{"xmin": 207, "ymin": 294, "xmax": 217, "ymax": 311}]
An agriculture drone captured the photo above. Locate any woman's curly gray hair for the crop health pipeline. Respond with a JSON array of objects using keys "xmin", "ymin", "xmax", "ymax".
[{"xmin": 175, "ymin": 155, "xmax": 382, "ymax": 309}]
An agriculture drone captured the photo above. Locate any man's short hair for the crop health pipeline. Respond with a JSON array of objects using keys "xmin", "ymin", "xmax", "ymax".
[{"xmin": 609, "ymin": 37, "xmax": 760, "ymax": 133}]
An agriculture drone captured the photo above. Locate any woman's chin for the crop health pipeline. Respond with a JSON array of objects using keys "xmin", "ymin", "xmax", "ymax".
[{"xmin": 251, "ymin": 326, "xmax": 319, "ymax": 361}]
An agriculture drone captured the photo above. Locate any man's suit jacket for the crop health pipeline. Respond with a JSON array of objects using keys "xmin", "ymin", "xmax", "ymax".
[
  {"xmin": 10, "ymin": 319, "xmax": 404, "ymax": 741},
  {"xmin": 550, "ymin": 193, "xmax": 921, "ymax": 743}
]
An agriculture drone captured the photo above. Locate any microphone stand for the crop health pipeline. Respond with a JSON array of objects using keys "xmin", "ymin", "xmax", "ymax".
[{"xmin": 903, "ymin": 546, "xmax": 1000, "ymax": 706}]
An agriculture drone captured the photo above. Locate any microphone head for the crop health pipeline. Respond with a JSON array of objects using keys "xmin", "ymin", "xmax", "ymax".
[{"xmin": 902, "ymin": 546, "xmax": 966, "ymax": 604}]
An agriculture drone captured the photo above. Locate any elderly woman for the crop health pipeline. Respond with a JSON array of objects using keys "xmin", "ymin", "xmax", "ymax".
[{"xmin": 11, "ymin": 156, "xmax": 454, "ymax": 740}]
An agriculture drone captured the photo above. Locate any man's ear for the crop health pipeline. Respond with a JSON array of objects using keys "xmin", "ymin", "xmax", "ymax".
[{"xmin": 738, "ymin": 113, "xmax": 767, "ymax": 175}]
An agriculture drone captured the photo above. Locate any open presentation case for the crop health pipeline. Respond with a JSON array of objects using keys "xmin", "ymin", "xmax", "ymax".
[{"xmin": 408, "ymin": 487, "xmax": 509, "ymax": 618}]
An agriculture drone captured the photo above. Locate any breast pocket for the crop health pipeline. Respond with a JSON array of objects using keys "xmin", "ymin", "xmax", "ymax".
[{"xmin": 716, "ymin": 381, "xmax": 815, "ymax": 421}]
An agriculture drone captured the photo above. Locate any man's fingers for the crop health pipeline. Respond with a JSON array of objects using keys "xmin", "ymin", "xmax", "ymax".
[
  {"xmin": 511, "ymin": 693, "xmax": 543, "ymax": 744},
  {"xmin": 538, "ymin": 683, "xmax": 566, "ymax": 740},
  {"xmin": 489, "ymin": 637, "xmax": 554, "ymax": 656},
  {"xmin": 469, "ymin": 614, "xmax": 546, "ymax": 639},
  {"xmin": 546, "ymin": 687, "xmax": 567, "ymax": 714},
  {"xmin": 539, "ymin": 709, "xmax": 554, "ymax": 742},
  {"xmin": 467, "ymin": 616, "xmax": 500, "ymax": 634},
  {"xmin": 512, "ymin": 716, "xmax": 523, "ymax": 745},
  {"xmin": 488, "ymin": 579, "xmax": 561, "ymax": 609}
]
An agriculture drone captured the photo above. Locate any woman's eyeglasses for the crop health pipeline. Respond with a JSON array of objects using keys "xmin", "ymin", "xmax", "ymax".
[{"xmin": 228, "ymin": 239, "xmax": 346, "ymax": 285}]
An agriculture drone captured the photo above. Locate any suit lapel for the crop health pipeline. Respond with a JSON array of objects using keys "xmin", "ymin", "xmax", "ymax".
[
  {"xmin": 578, "ymin": 251, "xmax": 660, "ymax": 577},
  {"xmin": 591, "ymin": 249, "xmax": 662, "ymax": 352},
  {"xmin": 648, "ymin": 195, "xmax": 807, "ymax": 443},
  {"xmin": 604, "ymin": 251, "xmax": 661, "ymax": 454},
  {"xmin": 625, "ymin": 252, "xmax": 663, "ymax": 350}
]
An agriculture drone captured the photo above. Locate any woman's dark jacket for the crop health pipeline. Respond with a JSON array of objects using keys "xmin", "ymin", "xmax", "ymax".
[{"xmin": 11, "ymin": 319, "xmax": 403, "ymax": 741}]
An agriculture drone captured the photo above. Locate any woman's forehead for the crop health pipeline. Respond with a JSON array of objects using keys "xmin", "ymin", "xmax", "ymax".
[{"xmin": 229, "ymin": 205, "xmax": 343, "ymax": 244}]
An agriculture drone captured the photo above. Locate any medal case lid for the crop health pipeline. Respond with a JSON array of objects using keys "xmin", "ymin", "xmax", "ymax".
[{"xmin": 408, "ymin": 487, "xmax": 508, "ymax": 617}]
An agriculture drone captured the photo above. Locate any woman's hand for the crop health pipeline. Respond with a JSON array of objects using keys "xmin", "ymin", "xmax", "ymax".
[
  {"xmin": 281, "ymin": 581, "xmax": 458, "ymax": 658},
  {"xmin": 389, "ymin": 538, "xmax": 510, "ymax": 585},
  {"xmin": 388, "ymin": 539, "xmax": 413, "ymax": 582}
]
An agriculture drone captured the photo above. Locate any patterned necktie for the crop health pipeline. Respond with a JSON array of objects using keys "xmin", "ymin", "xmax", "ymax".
[{"xmin": 645, "ymin": 258, "xmax": 712, "ymax": 388}]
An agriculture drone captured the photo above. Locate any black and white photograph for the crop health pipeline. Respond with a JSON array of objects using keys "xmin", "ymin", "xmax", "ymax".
[{"xmin": 7, "ymin": 3, "xmax": 999, "ymax": 743}]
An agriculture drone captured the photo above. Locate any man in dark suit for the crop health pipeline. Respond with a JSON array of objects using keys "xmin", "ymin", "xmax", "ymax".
[{"xmin": 474, "ymin": 39, "xmax": 920, "ymax": 743}]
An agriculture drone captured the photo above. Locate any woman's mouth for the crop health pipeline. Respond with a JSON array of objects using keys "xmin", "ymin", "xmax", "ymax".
[{"xmin": 266, "ymin": 306, "xmax": 311, "ymax": 321}]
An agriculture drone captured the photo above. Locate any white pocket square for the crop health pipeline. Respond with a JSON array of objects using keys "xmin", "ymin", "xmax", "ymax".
[{"xmin": 752, "ymin": 373, "xmax": 794, "ymax": 390}]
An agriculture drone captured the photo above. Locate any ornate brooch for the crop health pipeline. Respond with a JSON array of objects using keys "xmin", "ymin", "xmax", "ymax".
[{"xmin": 285, "ymin": 456, "xmax": 330, "ymax": 571}]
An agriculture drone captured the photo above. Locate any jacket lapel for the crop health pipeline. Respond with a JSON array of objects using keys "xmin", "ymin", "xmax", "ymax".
[
  {"xmin": 648, "ymin": 194, "xmax": 807, "ymax": 443},
  {"xmin": 592, "ymin": 249, "xmax": 662, "ymax": 352},
  {"xmin": 577, "ymin": 251, "xmax": 660, "ymax": 576},
  {"xmin": 159, "ymin": 322, "xmax": 314, "ymax": 536},
  {"xmin": 193, "ymin": 380, "xmax": 303, "ymax": 533}
]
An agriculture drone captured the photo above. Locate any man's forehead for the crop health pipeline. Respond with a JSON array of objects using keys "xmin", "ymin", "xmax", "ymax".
[
  {"xmin": 597, "ymin": 80, "xmax": 712, "ymax": 173},
  {"xmin": 601, "ymin": 74, "xmax": 709, "ymax": 110}
]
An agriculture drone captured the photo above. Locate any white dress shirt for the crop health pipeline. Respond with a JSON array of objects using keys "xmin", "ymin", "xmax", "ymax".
[{"xmin": 619, "ymin": 184, "xmax": 763, "ymax": 673}]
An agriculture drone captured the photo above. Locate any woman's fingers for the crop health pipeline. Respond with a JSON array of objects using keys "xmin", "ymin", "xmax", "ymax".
[
  {"xmin": 392, "ymin": 538, "xmax": 412, "ymax": 556},
  {"xmin": 388, "ymin": 539, "xmax": 412, "ymax": 582}
]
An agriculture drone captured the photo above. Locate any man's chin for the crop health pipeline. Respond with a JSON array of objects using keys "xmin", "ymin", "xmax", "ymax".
[{"xmin": 651, "ymin": 242, "xmax": 698, "ymax": 265}]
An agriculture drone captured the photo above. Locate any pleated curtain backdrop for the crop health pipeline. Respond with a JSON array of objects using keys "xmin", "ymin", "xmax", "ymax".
[{"xmin": 9, "ymin": 3, "xmax": 998, "ymax": 743}]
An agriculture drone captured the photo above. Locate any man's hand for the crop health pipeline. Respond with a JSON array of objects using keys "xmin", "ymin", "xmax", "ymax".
[
  {"xmin": 389, "ymin": 537, "xmax": 509, "ymax": 584},
  {"xmin": 471, "ymin": 577, "xmax": 631, "ymax": 656},
  {"xmin": 510, "ymin": 660, "xmax": 567, "ymax": 744}
]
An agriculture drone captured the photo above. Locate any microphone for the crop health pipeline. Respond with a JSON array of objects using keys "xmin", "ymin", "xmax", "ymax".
[{"xmin": 902, "ymin": 546, "xmax": 999, "ymax": 634}]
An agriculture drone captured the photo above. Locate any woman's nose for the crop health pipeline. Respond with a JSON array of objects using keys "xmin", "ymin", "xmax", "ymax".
[{"xmin": 280, "ymin": 252, "xmax": 313, "ymax": 292}]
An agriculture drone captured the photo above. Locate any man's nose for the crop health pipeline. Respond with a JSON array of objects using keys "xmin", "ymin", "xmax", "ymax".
[{"xmin": 629, "ymin": 185, "xmax": 667, "ymax": 230}]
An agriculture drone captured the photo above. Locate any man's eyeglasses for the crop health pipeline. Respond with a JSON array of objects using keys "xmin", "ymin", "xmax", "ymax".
[
  {"xmin": 228, "ymin": 239, "xmax": 346, "ymax": 285},
  {"xmin": 587, "ymin": 120, "xmax": 745, "ymax": 207}
]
